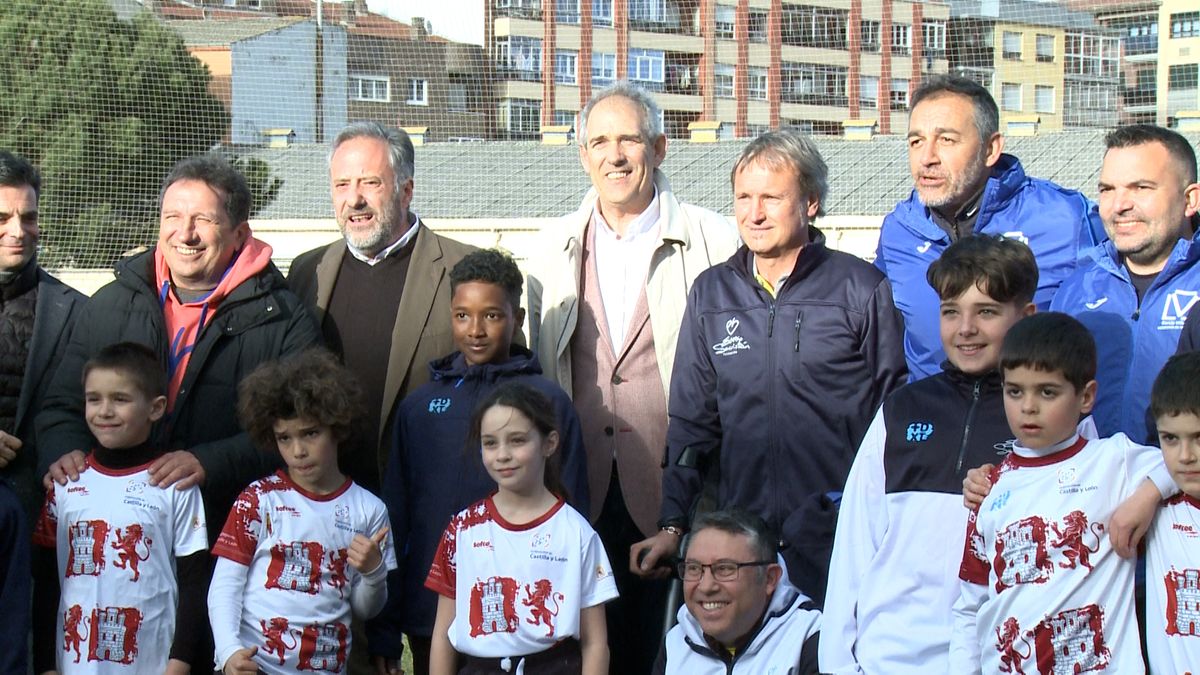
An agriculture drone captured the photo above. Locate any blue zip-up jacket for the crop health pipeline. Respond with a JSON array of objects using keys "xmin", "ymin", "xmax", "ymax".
[
  {"xmin": 661, "ymin": 229, "xmax": 908, "ymax": 534},
  {"xmin": 876, "ymin": 154, "xmax": 1105, "ymax": 381},
  {"xmin": 1050, "ymin": 231, "xmax": 1200, "ymax": 443},
  {"xmin": 366, "ymin": 346, "xmax": 589, "ymax": 654}
]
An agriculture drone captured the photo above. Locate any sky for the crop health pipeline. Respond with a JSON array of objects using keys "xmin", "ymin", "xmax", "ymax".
[{"xmin": 367, "ymin": 0, "xmax": 485, "ymax": 45}]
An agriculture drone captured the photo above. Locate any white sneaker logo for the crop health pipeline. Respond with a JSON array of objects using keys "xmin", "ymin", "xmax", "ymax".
[
  {"xmin": 916, "ymin": 241, "xmax": 932, "ymax": 253},
  {"xmin": 712, "ymin": 317, "xmax": 752, "ymax": 356},
  {"xmin": 1085, "ymin": 298, "xmax": 1108, "ymax": 310}
]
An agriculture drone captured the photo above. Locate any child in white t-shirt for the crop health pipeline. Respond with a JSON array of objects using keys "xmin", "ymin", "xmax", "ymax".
[
  {"xmin": 32, "ymin": 342, "xmax": 208, "ymax": 674},
  {"xmin": 1144, "ymin": 351, "xmax": 1200, "ymax": 672},
  {"xmin": 207, "ymin": 350, "xmax": 395, "ymax": 675},
  {"xmin": 427, "ymin": 382, "xmax": 618, "ymax": 675}
]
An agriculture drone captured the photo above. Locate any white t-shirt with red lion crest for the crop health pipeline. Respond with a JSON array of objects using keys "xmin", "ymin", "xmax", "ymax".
[
  {"xmin": 210, "ymin": 471, "xmax": 395, "ymax": 674},
  {"xmin": 425, "ymin": 496, "xmax": 618, "ymax": 658},
  {"xmin": 33, "ymin": 455, "xmax": 208, "ymax": 674}
]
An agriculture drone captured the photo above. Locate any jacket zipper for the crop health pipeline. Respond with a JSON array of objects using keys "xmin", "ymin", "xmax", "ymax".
[
  {"xmin": 956, "ymin": 379, "xmax": 982, "ymax": 473},
  {"xmin": 793, "ymin": 314, "xmax": 802, "ymax": 352}
]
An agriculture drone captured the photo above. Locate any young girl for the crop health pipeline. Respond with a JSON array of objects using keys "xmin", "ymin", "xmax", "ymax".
[
  {"xmin": 427, "ymin": 382, "xmax": 617, "ymax": 675},
  {"xmin": 207, "ymin": 350, "xmax": 396, "ymax": 675}
]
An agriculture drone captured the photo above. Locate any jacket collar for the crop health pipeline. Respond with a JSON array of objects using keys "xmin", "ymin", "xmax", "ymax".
[
  {"xmin": 1086, "ymin": 226, "xmax": 1200, "ymax": 283},
  {"xmin": 894, "ymin": 153, "xmax": 1027, "ymax": 241},
  {"xmin": 729, "ymin": 227, "xmax": 830, "ymax": 293},
  {"xmin": 562, "ymin": 169, "xmax": 692, "ymax": 252},
  {"xmin": 677, "ymin": 565, "xmax": 810, "ymax": 661},
  {"xmin": 116, "ymin": 245, "xmax": 282, "ymax": 305},
  {"xmin": 940, "ymin": 362, "xmax": 1003, "ymax": 394},
  {"xmin": 427, "ymin": 345, "xmax": 542, "ymax": 382}
]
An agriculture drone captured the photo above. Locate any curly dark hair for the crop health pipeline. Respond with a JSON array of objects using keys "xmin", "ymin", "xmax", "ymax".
[
  {"xmin": 449, "ymin": 249, "xmax": 524, "ymax": 312},
  {"xmin": 237, "ymin": 349, "xmax": 365, "ymax": 454}
]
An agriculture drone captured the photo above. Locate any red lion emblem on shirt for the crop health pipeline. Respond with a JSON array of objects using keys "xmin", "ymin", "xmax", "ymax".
[
  {"xmin": 994, "ymin": 616, "xmax": 1031, "ymax": 674},
  {"xmin": 522, "ymin": 579, "xmax": 563, "ymax": 637},
  {"xmin": 328, "ymin": 549, "xmax": 349, "ymax": 599},
  {"xmin": 111, "ymin": 524, "xmax": 153, "ymax": 582},
  {"xmin": 63, "ymin": 604, "xmax": 87, "ymax": 664},
  {"xmin": 260, "ymin": 617, "xmax": 298, "ymax": 665},
  {"xmin": 1050, "ymin": 510, "xmax": 1103, "ymax": 571}
]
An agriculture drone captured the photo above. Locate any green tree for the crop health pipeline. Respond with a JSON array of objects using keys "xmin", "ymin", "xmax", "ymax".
[{"xmin": 0, "ymin": 0, "xmax": 276, "ymax": 268}]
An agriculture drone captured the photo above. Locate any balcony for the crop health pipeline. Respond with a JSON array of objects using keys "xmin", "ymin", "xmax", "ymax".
[
  {"xmin": 781, "ymin": 90, "xmax": 849, "ymax": 107},
  {"xmin": 496, "ymin": 66, "xmax": 543, "ymax": 83},
  {"xmin": 495, "ymin": 5, "xmax": 542, "ymax": 19},
  {"xmin": 1123, "ymin": 34, "xmax": 1157, "ymax": 57},
  {"xmin": 665, "ymin": 63, "xmax": 699, "ymax": 95}
]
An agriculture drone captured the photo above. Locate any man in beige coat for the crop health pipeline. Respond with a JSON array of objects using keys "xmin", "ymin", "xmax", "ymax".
[{"xmin": 525, "ymin": 81, "xmax": 739, "ymax": 673}]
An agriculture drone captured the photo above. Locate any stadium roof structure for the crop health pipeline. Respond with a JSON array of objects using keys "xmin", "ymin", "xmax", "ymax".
[{"xmin": 241, "ymin": 130, "xmax": 1200, "ymax": 220}]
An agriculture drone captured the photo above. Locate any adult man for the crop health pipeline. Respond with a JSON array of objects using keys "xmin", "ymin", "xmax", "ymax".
[
  {"xmin": 525, "ymin": 81, "xmax": 739, "ymax": 672},
  {"xmin": 633, "ymin": 130, "xmax": 907, "ymax": 599},
  {"xmin": 1050, "ymin": 124, "xmax": 1200, "ymax": 442},
  {"xmin": 37, "ymin": 153, "xmax": 321, "ymax": 541},
  {"xmin": 652, "ymin": 509, "xmax": 821, "ymax": 675},
  {"xmin": 289, "ymin": 122, "xmax": 476, "ymax": 493},
  {"xmin": 0, "ymin": 152, "xmax": 85, "ymax": 520},
  {"xmin": 0, "ymin": 151, "xmax": 84, "ymax": 675},
  {"xmin": 877, "ymin": 75, "xmax": 1104, "ymax": 381}
]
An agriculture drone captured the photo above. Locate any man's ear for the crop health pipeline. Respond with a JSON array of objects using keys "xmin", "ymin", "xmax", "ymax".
[
  {"xmin": 764, "ymin": 562, "xmax": 783, "ymax": 595},
  {"xmin": 984, "ymin": 132, "xmax": 1005, "ymax": 168}
]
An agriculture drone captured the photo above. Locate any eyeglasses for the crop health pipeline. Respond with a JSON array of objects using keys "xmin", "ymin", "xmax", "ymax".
[{"xmin": 677, "ymin": 560, "xmax": 773, "ymax": 582}]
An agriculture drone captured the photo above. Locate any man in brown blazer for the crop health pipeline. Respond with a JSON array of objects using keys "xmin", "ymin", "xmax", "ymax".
[{"xmin": 288, "ymin": 121, "xmax": 476, "ymax": 493}]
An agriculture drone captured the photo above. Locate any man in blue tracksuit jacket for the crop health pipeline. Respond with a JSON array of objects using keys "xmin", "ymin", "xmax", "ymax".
[
  {"xmin": 1050, "ymin": 124, "xmax": 1200, "ymax": 443},
  {"xmin": 876, "ymin": 75, "xmax": 1105, "ymax": 382},
  {"xmin": 632, "ymin": 130, "xmax": 907, "ymax": 598}
]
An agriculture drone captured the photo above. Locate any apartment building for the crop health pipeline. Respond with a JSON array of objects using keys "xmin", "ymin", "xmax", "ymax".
[
  {"xmin": 1160, "ymin": 0, "xmax": 1200, "ymax": 125},
  {"xmin": 485, "ymin": 0, "xmax": 951, "ymax": 139}
]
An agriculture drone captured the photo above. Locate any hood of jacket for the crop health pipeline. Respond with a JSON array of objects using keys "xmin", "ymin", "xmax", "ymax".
[{"xmin": 674, "ymin": 564, "xmax": 812, "ymax": 660}]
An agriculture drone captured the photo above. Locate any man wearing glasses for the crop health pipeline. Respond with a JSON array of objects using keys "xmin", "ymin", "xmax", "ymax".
[{"xmin": 651, "ymin": 509, "xmax": 821, "ymax": 675}]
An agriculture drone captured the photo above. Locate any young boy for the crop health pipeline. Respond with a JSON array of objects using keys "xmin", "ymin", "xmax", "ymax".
[
  {"xmin": 1144, "ymin": 351, "xmax": 1200, "ymax": 671},
  {"xmin": 31, "ymin": 342, "xmax": 209, "ymax": 673},
  {"xmin": 821, "ymin": 236, "xmax": 1036, "ymax": 674},
  {"xmin": 366, "ymin": 249, "xmax": 589, "ymax": 674},
  {"xmin": 208, "ymin": 350, "xmax": 395, "ymax": 675},
  {"xmin": 950, "ymin": 312, "xmax": 1176, "ymax": 674}
]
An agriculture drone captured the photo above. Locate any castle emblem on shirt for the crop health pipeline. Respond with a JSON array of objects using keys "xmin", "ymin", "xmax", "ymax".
[
  {"xmin": 470, "ymin": 576, "xmax": 520, "ymax": 637},
  {"xmin": 905, "ymin": 422, "xmax": 933, "ymax": 442},
  {"xmin": 1164, "ymin": 567, "xmax": 1200, "ymax": 637},
  {"xmin": 1030, "ymin": 604, "xmax": 1111, "ymax": 674},
  {"xmin": 67, "ymin": 520, "xmax": 111, "ymax": 577},
  {"xmin": 994, "ymin": 516, "xmax": 1053, "ymax": 592},
  {"xmin": 712, "ymin": 318, "xmax": 751, "ymax": 357},
  {"xmin": 88, "ymin": 606, "xmax": 143, "ymax": 665},
  {"xmin": 298, "ymin": 621, "xmax": 348, "ymax": 671},
  {"xmin": 523, "ymin": 579, "xmax": 564, "ymax": 637},
  {"xmin": 267, "ymin": 541, "xmax": 325, "ymax": 594}
]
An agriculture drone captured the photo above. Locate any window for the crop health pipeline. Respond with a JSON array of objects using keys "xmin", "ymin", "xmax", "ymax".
[
  {"xmin": 499, "ymin": 98, "xmax": 541, "ymax": 136},
  {"xmin": 448, "ymin": 80, "xmax": 469, "ymax": 111},
  {"xmin": 781, "ymin": 62, "xmax": 848, "ymax": 106},
  {"xmin": 861, "ymin": 20, "xmax": 880, "ymax": 52},
  {"xmin": 1171, "ymin": 12, "xmax": 1200, "ymax": 39},
  {"xmin": 782, "ymin": 5, "xmax": 848, "ymax": 50},
  {"xmin": 1002, "ymin": 31, "xmax": 1022, "ymax": 60},
  {"xmin": 555, "ymin": 50, "xmax": 578, "ymax": 84},
  {"xmin": 1123, "ymin": 19, "xmax": 1157, "ymax": 56},
  {"xmin": 890, "ymin": 24, "xmax": 911, "ymax": 55},
  {"xmin": 406, "ymin": 79, "xmax": 428, "ymax": 105},
  {"xmin": 859, "ymin": 75, "xmax": 879, "ymax": 107},
  {"xmin": 553, "ymin": 110, "xmax": 577, "ymax": 127},
  {"xmin": 1065, "ymin": 33, "xmax": 1118, "ymax": 79},
  {"xmin": 1001, "ymin": 83, "xmax": 1022, "ymax": 111},
  {"xmin": 496, "ymin": 36, "xmax": 543, "ymax": 74},
  {"xmin": 715, "ymin": 63, "xmax": 735, "ymax": 98},
  {"xmin": 629, "ymin": 49, "xmax": 665, "ymax": 83},
  {"xmin": 556, "ymin": 0, "xmax": 579, "ymax": 24},
  {"xmin": 922, "ymin": 21, "xmax": 946, "ymax": 55},
  {"xmin": 715, "ymin": 4, "xmax": 735, "ymax": 39},
  {"xmin": 748, "ymin": 67, "xmax": 768, "ymax": 100},
  {"xmin": 1169, "ymin": 64, "xmax": 1199, "ymax": 89},
  {"xmin": 748, "ymin": 9, "xmax": 768, "ymax": 42},
  {"xmin": 350, "ymin": 74, "xmax": 390, "ymax": 102},
  {"xmin": 1035, "ymin": 34, "xmax": 1054, "ymax": 62},
  {"xmin": 592, "ymin": 0, "xmax": 613, "ymax": 26},
  {"xmin": 630, "ymin": 0, "xmax": 667, "ymax": 23},
  {"xmin": 593, "ymin": 52, "xmax": 617, "ymax": 84},
  {"xmin": 1034, "ymin": 85, "xmax": 1054, "ymax": 113},
  {"xmin": 890, "ymin": 78, "xmax": 909, "ymax": 110}
]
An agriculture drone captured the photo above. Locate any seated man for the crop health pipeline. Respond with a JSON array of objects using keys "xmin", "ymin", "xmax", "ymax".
[{"xmin": 653, "ymin": 509, "xmax": 821, "ymax": 675}]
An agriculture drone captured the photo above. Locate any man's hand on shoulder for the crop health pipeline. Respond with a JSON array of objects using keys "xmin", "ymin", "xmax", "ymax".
[
  {"xmin": 148, "ymin": 451, "xmax": 206, "ymax": 490},
  {"xmin": 43, "ymin": 450, "xmax": 87, "ymax": 489},
  {"xmin": 629, "ymin": 529, "xmax": 681, "ymax": 580},
  {"xmin": 0, "ymin": 430, "xmax": 21, "ymax": 469}
]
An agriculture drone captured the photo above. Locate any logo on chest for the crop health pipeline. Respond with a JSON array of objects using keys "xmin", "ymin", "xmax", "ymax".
[{"xmin": 712, "ymin": 318, "xmax": 751, "ymax": 357}]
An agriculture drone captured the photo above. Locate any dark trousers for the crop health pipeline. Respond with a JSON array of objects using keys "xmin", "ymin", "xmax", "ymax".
[
  {"xmin": 594, "ymin": 464, "xmax": 670, "ymax": 675},
  {"xmin": 409, "ymin": 635, "xmax": 433, "ymax": 675},
  {"xmin": 459, "ymin": 638, "xmax": 581, "ymax": 675}
]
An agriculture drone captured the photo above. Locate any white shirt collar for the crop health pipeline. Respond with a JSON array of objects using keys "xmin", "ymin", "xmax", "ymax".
[
  {"xmin": 346, "ymin": 211, "xmax": 421, "ymax": 265},
  {"xmin": 592, "ymin": 189, "xmax": 660, "ymax": 242}
]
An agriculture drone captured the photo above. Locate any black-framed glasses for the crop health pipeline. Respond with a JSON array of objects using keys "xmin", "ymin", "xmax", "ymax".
[{"xmin": 677, "ymin": 559, "xmax": 773, "ymax": 581}]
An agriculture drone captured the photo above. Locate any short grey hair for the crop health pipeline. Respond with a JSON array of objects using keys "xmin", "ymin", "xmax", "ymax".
[
  {"xmin": 683, "ymin": 508, "xmax": 779, "ymax": 565},
  {"xmin": 730, "ymin": 129, "xmax": 829, "ymax": 218},
  {"xmin": 577, "ymin": 81, "xmax": 663, "ymax": 145},
  {"xmin": 329, "ymin": 121, "xmax": 415, "ymax": 189},
  {"xmin": 910, "ymin": 75, "xmax": 1000, "ymax": 147}
]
